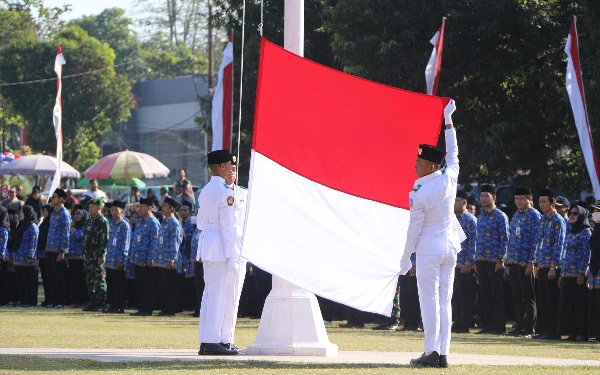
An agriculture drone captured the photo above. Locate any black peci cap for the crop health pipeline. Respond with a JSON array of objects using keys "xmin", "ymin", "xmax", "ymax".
[
  {"xmin": 207, "ymin": 149, "xmax": 231, "ymax": 165},
  {"xmin": 417, "ymin": 144, "xmax": 446, "ymax": 164}
]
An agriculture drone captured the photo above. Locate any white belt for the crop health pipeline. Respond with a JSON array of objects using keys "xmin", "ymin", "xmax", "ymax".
[{"xmin": 202, "ymin": 224, "xmax": 220, "ymax": 230}]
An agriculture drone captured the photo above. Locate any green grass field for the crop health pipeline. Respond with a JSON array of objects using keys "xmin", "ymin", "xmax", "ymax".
[{"xmin": 0, "ymin": 306, "xmax": 598, "ymax": 374}]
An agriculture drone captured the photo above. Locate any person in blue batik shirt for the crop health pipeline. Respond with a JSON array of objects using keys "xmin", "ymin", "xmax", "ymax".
[
  {"xmin": 555, "ymin": 197, "xmax": 572, "ymax": 234},
  {"xmin": 558, "ymin": 204, "xmax": 591, "ymax": 341},
  {"xmin": 151, "ymin": 197, "xmax": 182, "ymax": 316},
  {"xmin": 191, "ymin": 217, "xmax": 203, "ymax": 318},
  {"xmin": 45, "ymin": 188, "xmax": 72, "ymax": 309},
  {"xmin": 178, "ymin": 201, "xmax": 196, "ymax": 313},
  {"xmin": 105, "ymin": 200, "xmax": 130, "ymax": 313},
  {"xmin": 505, "ymin": 187, "xmax": 541, "ymax": 337},
  {"xmin": 129, "ymin": 198, "xmax": 160, "ymax": 316},
  {"xmin": 12, "ymin": 206, "xmax": 39, "ymax": 307},
  {"xmin": 587, "ymin": 201, "xmax": 600, "ymax": 343},
  {"xmin": 68, "ymin": 206, "xmax": 88, "ymax": 307},
  {"xmin": 475, "ymin": 184, "xmax": 509, "ymax": 335},
  {"xmin": 452, "ymin": 190, "xmax": 477, "ymax": 334},
  {"xmin": 0, "ymin": 207, "xmax": 10, "ymax": 306},
  {"xmin": 534, "ymin": 189, "xmax": 566, "ymax": 340}
]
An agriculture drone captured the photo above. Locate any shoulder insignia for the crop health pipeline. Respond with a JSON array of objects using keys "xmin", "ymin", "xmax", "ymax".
[
  {"xmin": 412, "ymin": 184, "xmax": 422, "ymax": 192},
  {"xmin": 227, "ymin": 196, "xmax": 235, "ymax": 206}
]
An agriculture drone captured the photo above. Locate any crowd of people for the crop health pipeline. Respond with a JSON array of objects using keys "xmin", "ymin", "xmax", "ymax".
[
  {"xmin": 0, "ymin": 174, "xmax": 271, "ymax": 319},
  {"xmin": 333, "ymin": 186, "xmax": 599, "ymax": 345},
  {"xmin": 1, "ymin": 173, "xmax": 599, "ymax": 346}
]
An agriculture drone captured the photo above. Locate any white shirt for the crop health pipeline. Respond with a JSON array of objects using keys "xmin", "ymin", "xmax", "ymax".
[
  {"xmin": 229, "ymin": 184, "xmax": 248, "ymax": 241},
  {"xmin": 400, "ymin": 128, "xmax": 466, "ymax": 273},
  {"xmin": 82, "ymin": 189, "xmax": 107, "ymax": 200},
  {"xmin": 196, "ymin": 176, "xmax": 236, "ymax": 262}
]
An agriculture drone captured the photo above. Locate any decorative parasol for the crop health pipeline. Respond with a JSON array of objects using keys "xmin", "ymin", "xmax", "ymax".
[
  {"xmin": 84, "ymin": 150, "xmax": 169, "ymax": 181},
  {"xmin": 0, "ymin": 154, "xmax": 80, "ymax": 178}
]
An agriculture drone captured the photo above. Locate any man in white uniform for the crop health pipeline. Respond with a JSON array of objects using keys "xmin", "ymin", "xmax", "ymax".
[
  {"xmin": 219, "ymin": 153, "xmax": 248, "ymax": 350},
  {"xmin": 196, "ymin": 149, "xmax": 238, "ymax": 356},
  {"xmin": 399, "ymin": 100, "xmax": 466, "ymax": 368}
]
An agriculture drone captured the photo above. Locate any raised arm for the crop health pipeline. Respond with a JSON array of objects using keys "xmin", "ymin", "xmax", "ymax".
[{"xmin": 444, "ymin": 100, "xmax": 458, "ymax": 178}]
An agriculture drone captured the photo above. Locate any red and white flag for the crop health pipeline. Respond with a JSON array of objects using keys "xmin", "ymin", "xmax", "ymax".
[
  {"xmin": 211, "ymin": 33, "xmax": 234, "ymax": 151},
  {"xmin": 48, "ymin": 45, "xmax": 65, "ymax": 201},
  {"xmin": 565, "ymin": 16, "xmax": 600, "ymax": 198},
  {"xmin": 241, "ymin": 38, "xmax": 451, "ymax": 315},
  {"xmin": 425, "ymin": 18, "xmax": 446, "ymax": 95}
]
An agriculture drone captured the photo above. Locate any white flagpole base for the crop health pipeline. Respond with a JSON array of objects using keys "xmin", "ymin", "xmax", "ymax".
[{"xmin": 245, "ymin": 276, "xmax": 338, "ymax": 356}]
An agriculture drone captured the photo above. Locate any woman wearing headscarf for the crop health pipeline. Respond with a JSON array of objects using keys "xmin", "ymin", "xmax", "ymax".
[
  {"xmin": 68, "ymin": 207, "xmax": 89, "ymax": 307},
  {"xmin": 24, "ymin": 187, "xmax": 43, "ymax": 221},
  {"xmin": 558, "ymin": 204, "xmax": 592, "ymax": 341},
  {"xmin": 38, "ymin": 204, "xmax": 52, "ymax": 307},
  {"xmin": 4, "ymin": 208, "xmax": 20, "ymax": 304},
  {"xmin": 12, "ymin": 206, "xmax": 39, "ymax": 307},
  {"xmin": 0, "ymin": 207, "xmax": 11, "ymax": 306},
  {"xmin": 587, "ymin": 202, "xmax": 600, "ymax": 343}
]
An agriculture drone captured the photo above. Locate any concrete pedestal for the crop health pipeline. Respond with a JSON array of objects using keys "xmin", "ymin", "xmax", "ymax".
[{"xmin": 245, "ymin": 277, "xmax": 338, "ymax": 356}]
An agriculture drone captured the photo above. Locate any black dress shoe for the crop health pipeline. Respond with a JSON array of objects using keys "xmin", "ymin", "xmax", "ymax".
[
  {"xmin": 221, "ymin": 343, "xmax": 239, "ymax": 350},
  {"xmin": 488, "ymin": 329, "xmax": 506, "ymax": 335},
  {"xmin": 339, "ymin": 323, "xmax": 364, "ymax": 328},
  {"xmin": 507, "ymin": 328, "xmax": 522, "ymax": 337},
  {"xmin": 157, "ymin": 311, "xmax": 167, "ymax": 317},
  {"xmin": 410, "ymin": 351, "xmax": 440, "ymax": 367},
  {"xmin": 190, "ymin": 313, "xmax": 199, "ymax": 318},
  {"xmin": 200, "ymin": 343, "xmax": 238, "ymax": 355},
  {"xmin": 475, "ymin": 328, "xmax": 490, "ymax": 335},
  {"xmin": 452, "ymin": 327, "xmax": 469, "ymax": 334},
  {"xmin": 82, "ymin": 305, "xmax": 96, "ymax": 312},
  {"xmin": 198, "ymin": 344, "xmax": 206, "ymax": 355},
  {"xmin": 439, "ymin": 355, "xmax": 448, "ymax": 368}
]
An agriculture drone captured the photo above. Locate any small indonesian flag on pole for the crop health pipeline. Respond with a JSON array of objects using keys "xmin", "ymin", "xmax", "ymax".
[
  {"xmin": 211, "ymin": 33, "xmax": 234, "ymax": 151},
  {"xmin": 48, "ymin": 45, "xmax": 65, "ymax": 202},
  {"xmin": 565, "ymin": 16, "xmax": 600, "ymax": 199},
  {"xmin": 425, "ymin": 18, "xmax": 446, "ymax": 96}
]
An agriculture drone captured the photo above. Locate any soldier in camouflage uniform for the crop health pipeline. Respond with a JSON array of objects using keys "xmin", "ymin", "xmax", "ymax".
[{"xmin": 82, "ymin": 198, "xmax": 110, "ymax": 312}]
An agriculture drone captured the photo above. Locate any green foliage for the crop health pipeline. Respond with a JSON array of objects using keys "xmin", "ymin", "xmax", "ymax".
[
  {"xmin": 1, "ymin": 0, "xmax": 71, "ymax": 40},
  {"xmin": 139, "ymin": 33, "xmax": 208, "ymax": 80},
  {"xmin": 0, "ymin": 25, "xmax": 134, "ymax": 166},
  {"xmin": 69, "ymin": 8, "xmax": 141, "ymax": 78},
  {"xmin": 73, "ymin": 141, "xmax": 101, "ymax": 173}
]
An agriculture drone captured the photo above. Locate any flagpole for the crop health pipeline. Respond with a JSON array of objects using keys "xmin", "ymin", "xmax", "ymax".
[
  {"xmin": 48, "ymin": 45, "xmax": 65, "ymax": 202},
  {"xmin": 246, "ymin": 0, "xmax": 338, "ymax": 356}
]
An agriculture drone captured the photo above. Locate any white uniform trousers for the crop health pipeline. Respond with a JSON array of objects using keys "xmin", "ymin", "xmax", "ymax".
[
  {"xmin": 416, "ymin": 249, "xmax": 457, "ymax": 356},
  {"xmin": 220, "ymin": 259, "xmax": 247, "ymax": 344},
  {"xmin": 198, "ymin": 260, "xmax": 247, "ymax": 344}
]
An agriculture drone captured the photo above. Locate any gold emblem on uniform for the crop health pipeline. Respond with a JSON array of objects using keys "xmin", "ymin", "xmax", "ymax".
[
  {"xmin": 485, "ymin": 249, "xmax": 491, "ymax": 254},
  {"xmin": 418, "ymin": 147, "xmax": 423, "ymax": 155},
  {"xmin": 544, "ymin": 255, "xmax": 551, "ymax": 260},
  {"xmin": 232, "ymin": 155, "xmax": 237, "ymax": 163},
  {"xmin": 227, "ymin": 196, "xmax": 234, "ymax": 206}
]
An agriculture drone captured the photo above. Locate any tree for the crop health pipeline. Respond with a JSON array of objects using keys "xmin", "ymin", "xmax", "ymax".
[
  {"xmin": 327, "ymin": 0, "xmax": 595, "ymax": 196},
  {"xmin": 213, "ymin": 0, "xmax": 335, "ymax": 184},
  {"xmin": 0, "ymin": 25, "xmax": 134, "ymax": 166},
  {"xmin": 1, "ymin": 0, "xmax": 71, "ymax": 40},
  {"xmin": 70, "ymin": 8, "xmax": 141, "ymax": 78},
  {"xmin": 73, "ymin": 140, "xmax": 101, "ymax": 172}
]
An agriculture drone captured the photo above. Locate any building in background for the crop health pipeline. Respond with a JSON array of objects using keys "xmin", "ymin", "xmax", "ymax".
[{"xmin": 102, "ymin": 75, "xmax": 210, "ymax": 186}]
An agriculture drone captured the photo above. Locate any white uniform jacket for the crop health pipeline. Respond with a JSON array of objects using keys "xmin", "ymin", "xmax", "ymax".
[
  {"xmin": 231, "ymin": 185, "xmax": 248, "ymax": 242},
  {"xmin": 400, "ymin": 128, "xmax": 466, "ymax": 273},
  {"xmin": 196, "ymin": 176, "xmax": 237, "ymax": 262}
]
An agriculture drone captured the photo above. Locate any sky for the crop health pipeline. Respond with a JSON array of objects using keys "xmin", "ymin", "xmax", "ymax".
[{"xmin": 43, "ymin": 0, "xmax": 136, "ymax": 20}]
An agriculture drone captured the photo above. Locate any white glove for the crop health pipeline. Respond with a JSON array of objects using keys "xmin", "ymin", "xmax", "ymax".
[
  {"xmin": 444, "ymin": 99, "xmax": 456, "ymax": 125},
  {"xmin": 226, "ymin": 258, "xmax": 239, "ymax": 272},
  {"xmin": 400, "ymin": 259, "xmax": 413, "ymax": 276}
]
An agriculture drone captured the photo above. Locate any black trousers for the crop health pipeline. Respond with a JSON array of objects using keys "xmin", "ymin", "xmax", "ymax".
[
  {"xmin": 179, "ymin": 276, "xmax": 196, "ymax": 311},
  {"xmin": 193, "ymin": 262, "xmax": 205, "ymax": 315},
  {"xmin": 158, "ymin": 268, "xmax": 178, "ymax": 314},
  {"xmin": 453, "ymin": 269, "xmax": 476, "ymax": 330},
  {"xmin": 107, "ymin": 268, "xmax": 126, "ymax": 311},
  {"xmin": 558, "ymin": 277, "xmax": 588, "ymax": 337},
  {"xmin": 38, "ymin": 257, "xmax": 50, "ymax": 304},
  {"xmin": 537, "ymin": 267, "xmax": 560, "ymax": 335},
  {"xmin": 46, "ymin": 253, "xmax": 67, "ymax": 306},
  {"xmin": 125, "ymin": 278, "xmax": 136, "ymax": 309},
  {"xmin": 508, "ymin": 264, "xmax": 536, "ymax": 333},
  {"xmin": 400, "ymin": 274, "xmax": 421, "ymax": 329},
  {"xmin": 253, "ymin": 267, "xmax": 272, "ymax": 317},
  {"xmin": 0, "ymin": 261, "xmax": 8, "ymax": 305},
  {"xmin": 68, "ymin": 259, "xmax": 87, "ymax": 304},
  {"xmin": 589, "ymin": 289, "xmax": 600, "ymax": 339},
  {"xmin": 476, "ymin": 261, "xmax": 506, "ymax": 332},
  {"xmin": 14, "ymin": 265, "xmax": 38, "ymax": 306},
  {"xmin": 134, "ymin": 265, "xmax": 157, "ymax": 313}
]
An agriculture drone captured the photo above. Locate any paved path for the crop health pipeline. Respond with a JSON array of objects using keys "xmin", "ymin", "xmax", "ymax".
[{"xmin": 1, "ymin": 348, "xmax": 599, "ymax": 367}]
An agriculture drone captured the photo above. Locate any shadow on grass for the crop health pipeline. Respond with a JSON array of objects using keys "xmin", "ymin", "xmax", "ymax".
[{"xmin": 0, "ymin": 356, "xmax": 411, "ymax": 372}]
